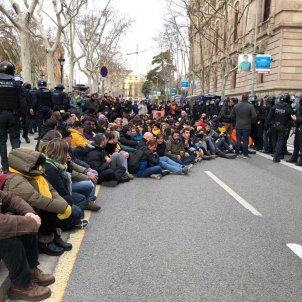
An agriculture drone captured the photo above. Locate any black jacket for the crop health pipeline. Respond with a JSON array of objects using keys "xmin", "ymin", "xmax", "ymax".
[
  {"xmin": 265, "ymin": 102, "xmax": 293, "ymax": 129},
  {"xmin": 83, "ymin": 144, "xmax": 110, "ymax": 173},
  {"xmin": 119, "ymin": 133, "xmax": 138, "ymax": 147}
]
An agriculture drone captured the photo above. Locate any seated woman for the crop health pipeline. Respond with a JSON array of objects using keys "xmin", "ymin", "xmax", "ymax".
[
  {"xmin": 130, "ymin": 126, "xmax": 143, "ymax": 141},
  {"xmin": 4, "ymin": 148, "xmax": 76, "ymax": 256},
  {"xmin": 44, "ymin": 138, "xmax": 100, "ymax": 213},
  {"xmin": 128, "ymin": 140, "xmax": 164, "ymax": 180},
  {"xmin": 40, "ymin": 130, "xmax": 98, "ymax": 209}
]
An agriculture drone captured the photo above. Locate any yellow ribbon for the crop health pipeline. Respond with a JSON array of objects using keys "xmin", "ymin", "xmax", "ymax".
[
  {"xmin": 9, "ymin": 167, "xmax": 52, "ymax": 198},
  {"xmin": 57, "ymin": 205, "xmax": 72, "ymax": 220}
]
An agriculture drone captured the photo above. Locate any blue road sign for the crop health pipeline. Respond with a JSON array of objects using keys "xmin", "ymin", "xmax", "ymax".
[
  {"xmin": 170, "ymin": 88, "xmax": 177, "ymax": 94},
  {"xmin": 181, "ymin": 80, "xmax": 189, "ymax": 88},
  {"xmin": 100, "ymin": 66, "xmax": 108, "ymax": 78}
]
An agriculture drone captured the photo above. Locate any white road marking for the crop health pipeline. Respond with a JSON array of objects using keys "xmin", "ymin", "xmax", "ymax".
[
  {"xmin": 287, "ymin": 244, "xmax": 302, "ymax": 260},
  {"xmin": 204, "ymin": 171, "xmax": 262, "ymax": 217},
  {"xmin": 257, "ymin": 152, "xmax": 302, "ymax": 172}
]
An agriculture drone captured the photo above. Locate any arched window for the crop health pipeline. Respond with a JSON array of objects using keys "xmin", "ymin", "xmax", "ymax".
[{"xmin": 263, "ymin": 0, "xmax": 271, "ymax": 22}]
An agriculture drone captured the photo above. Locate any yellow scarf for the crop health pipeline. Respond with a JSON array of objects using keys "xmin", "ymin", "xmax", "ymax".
[
  {"xmin": 152, "ymin": 129, "xmax": 161, "ymax": 136},
  {"xmin": 9, "ymin": 167, "xmax": 52, "ymax": 198}
]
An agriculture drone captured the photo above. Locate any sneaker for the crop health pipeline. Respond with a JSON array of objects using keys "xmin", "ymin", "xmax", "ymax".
[
  {"xmin": 150, "ymin": 174, "xmax": 161, "ymax": 180},
  {"xmin": 242, "ymin": 155, "xmax": 251, "ymax": 159},
  {"xmin": 8, "ymin": 281, "xmax": 51, "ymax": 301},
  {"xmin": 161, "ymin": 170, "xmax": 170, "ymax": 177},
  {"xmin": 74, "ymin": 219, "xmax": 89, "ymax": 229},
  {"xmin": 187, "ymin": 164, "xmax": 194, "ymax": 170},
  {"xmin": 85, "ymin": 201, "xmax": 101, "ymax": 212},
  {"xmin": 126, "ymin": 172, "xmax": 134, "ymax": 180},
  {"xmin": 182, "ymin": 166, "xmax": 189, "ymax": 175}
]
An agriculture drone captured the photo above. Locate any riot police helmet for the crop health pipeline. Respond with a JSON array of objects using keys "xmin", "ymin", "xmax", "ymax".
[
  {"xmin": 0, "ymin": 61, "xmax": 15, "ymax": 76},
  {"xmin": 55, "ymin": 84, "xmax": 65, "ymax": 90},
  {"xmin": 280, "ymin": 92, "xmax": 291, "ymax": 104},
  {"xmin": 23, "ymin": 82, "xmax": 32, "ymax": 90},
  {"xmin": 37, "ymin": 79, "xmax": 47, "ymax": 88}
]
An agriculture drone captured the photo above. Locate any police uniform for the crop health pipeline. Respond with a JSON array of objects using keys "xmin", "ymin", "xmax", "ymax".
[
  {"xmin": 35, "ymin": 81, "xmax": 53, "ymax": 138},
  {"xmin": 265, "ymin": 96, "xmax": 293, "ymax": 162},
  {"xmin": 0, "ymin": 61, "xmax": 21, "ymax": 172},
  {"xmin": 51, "ymin": 85, "xmax": 68, "ymax": 111}
]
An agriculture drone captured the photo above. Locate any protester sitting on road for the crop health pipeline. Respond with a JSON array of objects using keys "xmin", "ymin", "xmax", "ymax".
[
  {"xmin": 0, "ymin": 190, "xmax": 55, "ymax": 301},
  {"xmin": 69, "ymin": 121, "xmax": 92, "ymax": 149},
  {"xmin": 156, "ymin": 134, "xmax": 190, "ymax": 175},
  {"xmin": 128, "ymin": 140, "xmax": 164, "ymax": 180},
  {"xmin": 180, "ymin": 127, "xmax": 204, "ymax": 162},
  {"xmin": 165, "ymin": 131, "xmax": 195, "ymax": 166},
  {"xmin": 130, "ymin": 126, "xmax": 143, "ymax": 141},
  {"xmin": 105, "ymin": 132, "xmax": 134, "ymax": 180},
  {"xmin": 119, "ymin": 125, "xmax": 138, "ymax": 152},
  {"xmin": 4, "ymin": 148, "xmax": 72, "ymax": 256},
  {"xmin": 83, "ymin": 133, "xmax": 128, "ymax": 187}
]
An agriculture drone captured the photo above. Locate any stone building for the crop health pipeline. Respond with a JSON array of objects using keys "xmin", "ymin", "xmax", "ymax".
[{"xmin": 189, "ymin": 0, "xmax": 302, "ymax": 98}]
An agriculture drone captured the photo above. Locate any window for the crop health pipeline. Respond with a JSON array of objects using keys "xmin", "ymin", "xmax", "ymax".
[
  {"xmin": 263, "ymin": 0, "xmax": 271, "ymax": 22},
  {"xmin": 234, "ymin": 11, "xmax": 239, "ymax": 42},
  {"xmin": 231, "ymin": 70, "xmax": 237, "ymax": 89}
]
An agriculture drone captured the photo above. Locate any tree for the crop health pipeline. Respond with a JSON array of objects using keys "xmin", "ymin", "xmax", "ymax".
[
  {"xmin": 0, "ymin": 0, "xmax": 39, "ymax": 82},
  {"xmin": 142, "ymin": 80, "xmax": 152, "ymax": 97},
  {"xmin": 63, "ymin": 0, "xmax": 112, "ymax": 91},
  {"xmin": 34, "ymin": 0, "xmax": 87, "ymax": 87},
  {"xmin": 146, "ymin": 51, "xmax": 176, "ymax": 95}
]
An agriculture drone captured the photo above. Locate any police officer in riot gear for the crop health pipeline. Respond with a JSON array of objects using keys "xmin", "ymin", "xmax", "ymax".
[
  {"xmin": 0, "ymin": 61, "xmax": 21, "ymax": 172},
  {"xmin": 287, "ymin": 95, "xmax": 302, "ymax": 165},
  {"xmin": 35, "ymin": 79, "xmax": 53, "ymax": 139},
  {"xmin": 51, "ymin": 84, "xmax": 68, "ymax": 111},
  {"xmin": 265, "ymin": 93, "xmax": 294, "ymax": 163},
  {"xmin": 20, "ymin": 81, "xmax": 33, "ymax": 143}
]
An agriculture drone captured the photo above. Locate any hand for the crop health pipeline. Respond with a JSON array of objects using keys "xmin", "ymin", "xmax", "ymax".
[
  {"xmin": 29, "ymin": 108, "xmax": 34, "ymax": 115},
  {"xmin": 291, "ymin": 115, "xmax": 297, "ymax": 121},
  {"xmin": 25, "ymin": 213, "xmax": 41, "ymax": 227},
  {"xmin": 124, "ymin": 152, "xmax": 129, "ymax": 159},
  {"xmin": 87, "ymin": 172, "xmax": 98, "ymax": 184},
  {"xmin": 176, "ymin": 155, "xmax": 182, "ymax": 161}
]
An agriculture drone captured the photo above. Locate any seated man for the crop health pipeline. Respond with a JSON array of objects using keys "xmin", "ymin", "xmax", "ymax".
[
  {"xmin": 69, "ymin": 121, "xmax": 92, "ymax": 149},
  {"xmin": 119, "ymin": 125, "xmax": 138, "ymax": 152},
  {"xmin": 0, "ymin": 189, "xmax": 54, "ymax": 301},
  {"xmin": 165, "ymin": 131, "xmax": 195, "ymax": 166}
]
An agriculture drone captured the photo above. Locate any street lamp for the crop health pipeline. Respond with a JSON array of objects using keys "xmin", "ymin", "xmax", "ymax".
[{"xmin": 58, "ymin": 55, "xmax": 65, "ymax": 84}]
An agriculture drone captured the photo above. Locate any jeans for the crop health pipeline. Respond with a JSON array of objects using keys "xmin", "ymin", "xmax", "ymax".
[
  {"xmin": 59, "ymin": 204, "xmax": 83, "ymax": 231},
  {"xmin": 235, "ymin": 129, "xmax": 250, "ymax": 156},
  {"xmin": 159, "ymin": 156, "xmax": 182, "ymax": 173},
  {"xmin": 136, "ymin": 165, "xmax": 162, "ymax": 177},
  {"xmin": 0, "ymin": 234, "xmax": 39, "ymax": 288},
  {"xmin": 0, "ymin": 111, "xmax": 20, "ymax": 172},
  {"xmin": 72, "ymin": 180, "xmax": 95, "ymax": 201}
]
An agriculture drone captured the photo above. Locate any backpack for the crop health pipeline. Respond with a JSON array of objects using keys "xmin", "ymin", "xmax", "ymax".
[{"xmin": 128, "ymin": 148, "xmax": 145, "ymax": 174}]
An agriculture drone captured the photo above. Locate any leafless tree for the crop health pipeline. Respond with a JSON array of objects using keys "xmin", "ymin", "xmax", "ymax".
[{"xmin": 0, "ymin": 0, "xmax": 39, "ymax": 82}]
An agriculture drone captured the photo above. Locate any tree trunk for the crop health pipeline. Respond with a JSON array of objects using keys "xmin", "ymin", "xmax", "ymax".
[
  {"xmin": 46, "ymin": 52, "xmax": 56, "ymax": 88},
  {"xmin": 68, "ymin": 57, "xmax": 74, "ymax": 92},
  {"xmin": 19, "ymin": 30, "xmax": 32, "ymax": 83}
]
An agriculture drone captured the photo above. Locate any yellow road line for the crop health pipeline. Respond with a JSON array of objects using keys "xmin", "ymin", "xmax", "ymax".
[{"xmin": 45, "ymin": 185, "xmax": 100, "ymax": 302}]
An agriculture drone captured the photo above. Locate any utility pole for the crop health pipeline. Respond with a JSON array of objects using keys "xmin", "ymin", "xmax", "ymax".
[{"xmin": 251, "ymin": 0, "xmax": 259, "ymax": 97}]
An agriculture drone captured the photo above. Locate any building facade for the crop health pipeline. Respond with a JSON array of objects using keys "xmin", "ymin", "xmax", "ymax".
[
  {"xmin": 123, "ymin": 74, "xmax": 146, "ymax": 99},
  {"xmin": 189, "ymin": 0, "xmax": 302, "ymax": 98}
]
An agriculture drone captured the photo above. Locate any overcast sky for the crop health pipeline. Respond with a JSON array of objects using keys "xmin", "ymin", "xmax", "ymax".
[{"xmin": 111, "ymin": 0, "xmax": 166, "ymax": 75}]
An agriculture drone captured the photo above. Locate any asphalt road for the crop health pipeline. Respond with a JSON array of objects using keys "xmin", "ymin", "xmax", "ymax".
[{"xmin": 59, "ymin": 154, "xmax": 302, "ymax": 302}]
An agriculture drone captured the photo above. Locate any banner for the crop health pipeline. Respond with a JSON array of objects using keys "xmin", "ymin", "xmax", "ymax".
[
  {"xmin": 238, "ymin": 54, "xmax": 253, "ymax": 73},
  {"xmin": 256, "ymin": 54, "xmax": 271, "ymax": 74}
]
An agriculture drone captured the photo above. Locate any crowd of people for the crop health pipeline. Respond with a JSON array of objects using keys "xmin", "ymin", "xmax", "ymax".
[{"xmin": 1, "ymin": 59, "xmax": 302, "ymax": 301}]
